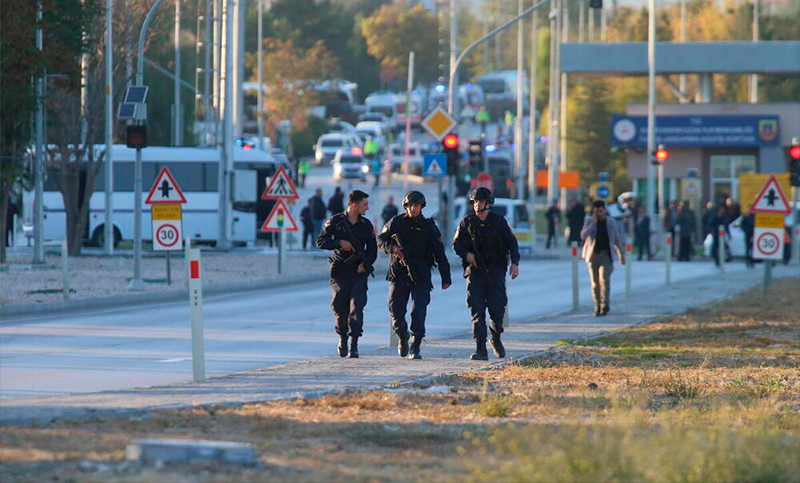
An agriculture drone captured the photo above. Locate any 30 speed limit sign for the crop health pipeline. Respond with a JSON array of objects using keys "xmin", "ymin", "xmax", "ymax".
[{"xmin": 151, "ymin": 204, "xmax": 183, "ymax": 251}]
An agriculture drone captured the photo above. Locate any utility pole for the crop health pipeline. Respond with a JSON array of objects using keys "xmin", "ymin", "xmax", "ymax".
[
  {"xmin": 559, "ymin": 0, "xmax": 568, "ymax": 211},
  {"xmin": 515, "ymin": 0, "xmax": 524, "ymax": 200},
  {"xmin": 546, "ymin": 0, "xmax": 557, "ymax": 204},
  {"xmin": 679, "ymin": 0, "xmax": 686, "ymax": 101},
  {"xmin": 173, "ymin": 0, "xmax": 181, "ymax": 146},
  {"xmin": 257, "ymin": 0, "xmax": 264, "ymax": 150},
  {"xmin": 646, "ymin": 0, "xmax": 657, "ymax": 225},
  {"xmin": 217, "ymin": 0, "xmax": 234, "ymax": 250},
  {"xmin": 446, "ymin": 0, "xmax": 458, "ymax": 243},
  {"xmin": 33, "ymin": 0, "xmax": 45, "ymax": 265},
  {"xmin": 104, "ymin": 0, "xmax": 114, "ymax": 255},
  {"xmin": 750, "ymin": 0, "xmax": 759, "ymax": 103}
]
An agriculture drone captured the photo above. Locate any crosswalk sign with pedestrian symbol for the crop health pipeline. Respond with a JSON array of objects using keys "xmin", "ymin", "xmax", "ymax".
[
  {"xmin": 261, "ymin": 166, "xmax": 299, "ymax": 200},
  {"xmin": 423, "ymin": 153, "xmax": 447, "ymax": 177},
  {"xmin": 145, "ymin": 167, "xmax": 187, "ymax": 204}
]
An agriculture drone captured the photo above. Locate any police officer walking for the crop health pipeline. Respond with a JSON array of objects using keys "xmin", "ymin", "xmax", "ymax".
[
  {"xmin": 377, "ymin": 191, "xmax": 451, "ymax": 360},
  {"xmin": 316, "ymin": 190, "xmax": 378, "ymax": 358},
  {"xmin": 453, "ymin": 188, "xmax": 520, "ymax": 360}
]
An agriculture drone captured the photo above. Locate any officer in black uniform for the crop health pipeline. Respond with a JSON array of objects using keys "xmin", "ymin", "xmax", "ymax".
[
  {"xmin": 377, "ymin": 191, "xmax": 451, "ymax": 359},
  {"xmin": 316, "ymin": 190, "xmax": 378, "ymax": 358},
  {"xmin": 453, "ymin": 187, "xmax": 520, "ymax": 360}
]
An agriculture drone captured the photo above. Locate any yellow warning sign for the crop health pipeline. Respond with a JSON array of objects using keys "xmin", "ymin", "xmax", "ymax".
[
  {"xmin": 421, "ymin": 106, "xmax": 457, "ymax": 141},
  {"xmin": 151, "ymin": 204, "xmax": 182, "ymax": 220},
  {"xmin": 739, "ymin": 173, "xmax": 791, "ymax": 214},
  {"xmin": 755, "ymin": 213, "xmax": 785, "ymax": 229}
]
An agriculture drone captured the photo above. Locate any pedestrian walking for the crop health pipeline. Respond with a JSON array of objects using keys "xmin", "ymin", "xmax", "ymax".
[
  {"xmin": 297, "ymin": 159, "xmax": 309, "ymax": 188},
  {"xmin": 300, "ymin": 199, "xmax": 314, "ymax": 250},
  {"xmin": 309, "ymin": 188, "xmax": 327, "ymax": 242},
  {"xmin": 475, "ymin": 106, "xmax": 490, "ymax": 135},
  {"xmin": 377, "ymin": 191, "xmax": 451, "ymax": 359},
  {"xmin": 316, "ymin": 190, "xmax": 377, "ymax": 358},
  {"xmin": 634, "ymin": 207, "xmax": 652, "ymax": 261},
  {"xmin": 327, "ymin": 186, "xmax": 345, "ymax": 216},
  {"xmin": 453, "ymin": 188, "xmax": 520, "ymax": 361},
  {"xmin": 710, "ymin": 206, "xmax": 730, "ymax": 266},
  {"xmin": 566, "ymin": 200, "xmax": 585, "ymax": 246},
  {"xmin": 545, "ymin": 200, "xmax": 562, "ymax": 249},
  {"xmin": 743, "ymin": 212, "xmax": 755, "ymax": 267},
  {"xmin": 724, "ymin": 197, "xmax": 741, "ymax": 225},
  {"xmin": 581, "ymin": 200, "xmax": 626, "ymax": 317},
  {"xmin": 677, "ymin": 200, "xmax": 697, "ymax": 262},
  {"xmin": 701, "ymin": 201, "xmax": 716, "ymax": 240},
  {"xmin": 381, "ymin": 196, "xmax": 399, "ymax": 227}
]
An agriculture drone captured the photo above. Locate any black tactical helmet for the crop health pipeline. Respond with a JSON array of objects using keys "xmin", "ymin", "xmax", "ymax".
[
  {"xmin": 402, "ymin": 190, "xmax": 427, "ymax": 208},
  {"xmin": 469, "ymin": 187, "xmax": 494, "ymax": 205}
]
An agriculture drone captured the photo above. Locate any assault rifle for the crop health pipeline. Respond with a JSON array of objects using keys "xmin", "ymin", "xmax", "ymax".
[{"xmin": 391, "ymin": 233, "xmax": 416, "ymax": 284}]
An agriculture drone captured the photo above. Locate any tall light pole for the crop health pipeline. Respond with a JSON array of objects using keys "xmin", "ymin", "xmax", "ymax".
[
  {"xmin": 446, "ymin": 0, "xmax": 458, "ymax": 243},
  {"xmin": 559, "ymin": 0, "xmax": 568, "ymax": 210},
  {"xmin": 104, "ymin": 0, "xmax": 114, "ymax": 255},
  {"xmin": 515, "ymin": 0, "xmax": 524, "ymax": 200},
  {"xmin": 679, "ymin": 0, "xmax": 686, "ymax": 101},
  {"xmin": 33, "ymin": 0, "xmax": 45, "ymax": 264},
  {"xmin": 750, "ymin": 0, "xmax": 759, "ymax": 103},
  {"xmin": 217, "ymin": 0, "xmax": 234, "ymax": 251},
  {"xmin": 528, "ymin": 10, "xmax": 538, "ymax": 215},
  {"xmin": 173, "ymin": 0, "xmax": 181, "ymax": 146},
  {"xmin": 646, "ymin": 0, "xmax": 657, "ymax": 224}
]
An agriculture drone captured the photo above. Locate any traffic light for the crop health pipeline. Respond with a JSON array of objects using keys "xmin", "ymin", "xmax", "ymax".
[
  {"xmin": 126, "ymin": 125, "xmax": 147, "ymax": 149},
  {"xmin": 654, "ymin": 144, "xmax": 669, "ymax": 164},
  {"xmin": 790, "ymin": 141, "xmax": 800, "ymax": 187},
  {"xmin": 442, "ymin": 134, "xmax": 460, "ymax": 173},
  {"xmin": 589, "ymin": 0, "xmax": 602, "ymax": 8},
  {"xmin": 468, "ymin": 138, "xmax": 484, "ymax": 168}
]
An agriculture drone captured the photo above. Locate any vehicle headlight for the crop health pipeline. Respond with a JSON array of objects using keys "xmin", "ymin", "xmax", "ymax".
[
  {"xmin": 334, "ymin": 164, "xmax": 342, "ymax": 174},
  {"xmin": 361, "ymin": 164, "xmax": 370, "ymax": 173},
  {"xmin": 316, "ymin": 151, "xmax": 322, "ymax": 160}
]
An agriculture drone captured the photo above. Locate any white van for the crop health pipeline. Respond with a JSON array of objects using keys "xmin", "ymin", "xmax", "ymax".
[
  {"xmin": 314, "ymin": 132, "xmax": 361, "ymax": 165},
  {"xmin": 365, "ymin": 93, "xmax": 399, "ymax": 132},
  {"xmin": 452, "ymin": 197, "xmax": 536, "ymax": 256}
]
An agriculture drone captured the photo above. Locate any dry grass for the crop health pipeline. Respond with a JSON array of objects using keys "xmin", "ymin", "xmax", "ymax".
[{"xmin": 1, "ymin": 278, "xmax": 799, "ymax": 482}]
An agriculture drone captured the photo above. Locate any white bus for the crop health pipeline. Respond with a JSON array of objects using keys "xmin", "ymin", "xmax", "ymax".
[{"xmin": 26, "ymin": 145, "xmax": 278, "ymax": 247}]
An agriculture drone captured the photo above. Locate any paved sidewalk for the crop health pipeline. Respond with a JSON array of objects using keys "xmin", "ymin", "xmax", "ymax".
[{"xmin": 1, "ymin": 265, "xmax": 796, "ymax": 426}]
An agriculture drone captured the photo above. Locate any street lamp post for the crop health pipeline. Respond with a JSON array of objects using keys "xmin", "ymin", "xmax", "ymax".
[{"xmin": 104, "ymin": 0, "xmax": 114, "ymax": 255}]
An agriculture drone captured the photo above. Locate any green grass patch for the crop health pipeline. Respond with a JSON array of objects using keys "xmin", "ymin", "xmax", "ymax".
[{"xmin": 603, "ymin": 346, "xmax": 692, "ymax": 359}]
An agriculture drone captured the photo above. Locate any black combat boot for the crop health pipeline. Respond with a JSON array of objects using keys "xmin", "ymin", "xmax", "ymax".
[
  {"xmin": 348, "ymin": 337, "xmax": 359, "ymax": 358},
  {"xmin": 398, "ymin": 333, "xmax": 410, "ymax": 358},
  {"xmin": 601, "ymin": 305, "xmax": 609, "ymax": 316},
  {"xmin": 594, "ymin": 306, "xmax": 602, "ymax": 317},
  {"xmin": 337, "ymin": 334, "xmax": 348, "ymax": 358},
  {"xmin": 470, "ymin": 339, "xmax": 488, "ymax": 361},
  {"xmin": 408, "ymin": 336, "xmax": 422, "ymax": 360},
  {"xmin": 490, "ymin": 335, "xmax": 506, "ymax": 358}
]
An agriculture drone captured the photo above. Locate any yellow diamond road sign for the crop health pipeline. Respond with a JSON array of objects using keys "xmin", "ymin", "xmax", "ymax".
[{"xmin": 421, "ymin": 106, "xmax": 457, "ymax": 141}]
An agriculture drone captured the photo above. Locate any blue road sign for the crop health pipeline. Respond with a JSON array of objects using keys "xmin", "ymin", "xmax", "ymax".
[
  {"xmin": 597, "ymin": 185, "xmax": 610, "ymax": 199},
  {"xmin": 423, "ymin": 153, "xmax": 447, "ymax": 177}
]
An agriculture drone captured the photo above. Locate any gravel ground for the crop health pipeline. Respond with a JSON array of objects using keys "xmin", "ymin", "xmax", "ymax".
[{"xmin": 0, "ymin": 247, "xmax": 339, "ymax": 307}]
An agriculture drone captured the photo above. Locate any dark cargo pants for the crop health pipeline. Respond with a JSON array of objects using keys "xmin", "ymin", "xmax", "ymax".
[
  {"xmin": 330, "ymin": 272, "xmax": 369, "ymax": 337},
  {"xmin": 388, "ymin": 270, "xmax": 431, "ymax": 338},
  {"xmin": 466, "ymin": 265, "xmax": 507, "ymax": 341}
]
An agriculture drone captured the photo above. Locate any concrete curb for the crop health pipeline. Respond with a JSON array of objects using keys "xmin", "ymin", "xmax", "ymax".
[{"xmin": 0, "ymin": 271, "xmax": 335, "ymax": 320}]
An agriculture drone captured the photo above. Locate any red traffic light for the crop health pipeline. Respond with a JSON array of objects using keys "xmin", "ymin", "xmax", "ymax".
[
  {"xmin": 790, "ymin": 146, "xmax": 800, "ymax": 159},
  {"xmin": 655, "ymin": 148, "xmax": 669, "ymax": 162},
  {"xmin": 443, "ymin": 134, "xmax": 459, "ymax": 149}
]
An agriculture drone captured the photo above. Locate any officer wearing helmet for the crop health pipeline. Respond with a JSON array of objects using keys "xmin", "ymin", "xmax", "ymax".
[
  {"xmin": 377, "ymin": 190, "xmax": 451, "ymax": 359},
  {"xmin": 453, "ymin": 187, "xmax": 520, "ymax": 360}
]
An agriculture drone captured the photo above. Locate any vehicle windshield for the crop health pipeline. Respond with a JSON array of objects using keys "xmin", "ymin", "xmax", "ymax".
[
  {"xmin": 339, "ymin": 155, "xmax": 362, "ymax": 164},
  {"xmin": 479, "ymin": 79, "xmax": 507, "ymax": 94},
  {"xmin": 369, "ymin": 106, "xmax": 393, "ymax": 117},
  {"xmin": 321, "ymin": 139, "xmax": 343, "ymax": 147}
]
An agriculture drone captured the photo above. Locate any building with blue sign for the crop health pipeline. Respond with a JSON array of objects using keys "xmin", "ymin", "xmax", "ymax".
[{"xmin": 615, "ymin": 102, "xmax": 799, "ymax": 207}]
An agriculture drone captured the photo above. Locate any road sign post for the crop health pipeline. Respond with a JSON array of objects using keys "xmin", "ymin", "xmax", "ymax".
[
  {"xmin": 718, "ymin": 225, "xmax": 726, "ymax": 272},
  {"xmin": 261, "ymin": 166, "xmax": 300, "ymax": 275},
  {"xmin": 186, "ymin": 241, "xmax": 206, "ymax": 383},
  {"xmin": 61, "ymin": 235, "xmax": 70, "ymax": 300},
  {"xmin": 625, "ymin": 236, "xmax": 632, "ymax": 297},
  {"xmin": 750, "ymin": 176, "xmax": 791, "ymax": 295},
  {"xmin": 147, "ymin": 168, "xmax": 187, "ymax": 287},
  {"xmin": 571, "ymin": 241, "xmax": 579, "ymax": 311}
]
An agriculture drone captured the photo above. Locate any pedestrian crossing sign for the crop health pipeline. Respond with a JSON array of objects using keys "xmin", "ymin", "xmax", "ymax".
[
  {"xmin": 423, "ymin": 153, "xmax": 447, "ymax": 178},
  {"xmin": 261, "ymin": 199, "xmax": 298, "ymax": 232},
  {"xmin": 145, "ymin": 167, "xmax": 187, "ymax": 204},
  {"xmin": 261, "ymin": 166, "xmax": 299, "ymax": 200}
]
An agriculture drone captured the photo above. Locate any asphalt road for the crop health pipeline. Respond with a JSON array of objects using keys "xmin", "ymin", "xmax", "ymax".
[{"xmin": 0, "ymin": 258, "xmax": 743, "ymax": 398}]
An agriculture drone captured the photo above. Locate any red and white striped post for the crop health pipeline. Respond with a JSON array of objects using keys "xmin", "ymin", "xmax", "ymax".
[
  {"xmin": 571, "ymin": 241, "xmax": 579, "ymax": 311},
  {"xmin": 665, "ymin": 233, "xmax": 672, "ymax": 285},
  {"xmin": 625, "ymin": 237, "xmax": 632, "ymax": 297},
  {"xmin": 187, "ymin": 240, "xmax": 206, "ymax": 383}
]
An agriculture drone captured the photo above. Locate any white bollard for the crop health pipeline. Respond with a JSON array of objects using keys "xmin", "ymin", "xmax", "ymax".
[
  {"xmin": 571, "ymin": 241, "xmax": 579, "ymax": 311},
  {"xmin": 718, "ymin": 225, "xmax": 726, "ymax": 273},
  {"xmin": 665, "ymin": 233, "xmax": 672, "ymax": 285},
  {"xmin": 187, "ymin": 245, "xmax": 206, "ymax": 383},
  {"xmin": 625, "ymin": 236, "xmax": 632, "ymax": 297},
  {"xmin": 61, "ymin": 235, "xmax": 70, "ymax": 300}
]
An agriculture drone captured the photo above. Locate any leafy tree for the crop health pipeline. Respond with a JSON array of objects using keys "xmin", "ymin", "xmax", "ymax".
[{"xmin": 361, "ymin": 3, "xmax": 440, "ymax": 84}]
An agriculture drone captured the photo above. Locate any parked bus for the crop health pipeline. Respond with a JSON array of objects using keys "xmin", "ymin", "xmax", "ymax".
[{"xmin": 24, "ymin": 145, "xmax": 278, "ymax": 248}]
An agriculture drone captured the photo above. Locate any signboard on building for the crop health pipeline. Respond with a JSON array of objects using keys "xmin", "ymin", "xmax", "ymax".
[{"xmin": 611, "ymin": 115, "xmax": 781, "ymax": 147}]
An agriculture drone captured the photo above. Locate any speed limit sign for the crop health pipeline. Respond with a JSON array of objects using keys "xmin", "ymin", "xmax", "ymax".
[
  {"xmin": 152, "ymin": 204, "xmax": 183, "ymax": 252},
  {"xmin": 753, "ymin": 226, "xmax": 783, "ymax": 260}
]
